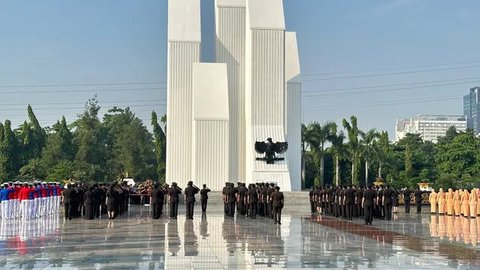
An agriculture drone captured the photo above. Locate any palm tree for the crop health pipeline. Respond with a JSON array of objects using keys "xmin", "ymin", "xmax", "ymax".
[
  {"xmin": 360, "ymin": 128, "xmax": 380, "ymax": 186},
  {"xmin": 304, "ymin": 121, "xmax": 336, "ymax": 186},
  {"xmin": 301, "ymin": 124, "xmax": 307, "ymax": 189},
  {"xmin": 342, "ymin": 116, "xmax": 361, "ymax": 185},
  {"xmin": 329, "ymin": 127, "xmax": 346, "ymax": 186},
  {"xmin": 373, "ymin": 131, "xmax": 390, "ymax": 179}
]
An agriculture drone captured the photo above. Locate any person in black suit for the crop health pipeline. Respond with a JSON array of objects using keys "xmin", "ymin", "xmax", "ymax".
[
  {"xmin": 383, "ymin": 185, "xmax": 393, "ymax": 221},
  {"xmin": 62, "ymin": 184, "xmax": 75, "ymax": 220},
  {"xmin": 227, "ymin": 183, "xmax": 237, "ymax": 217},
  {"xmin": 247, "ymin": 184, "xmax": 258, "ymax": 219},
  {"xmin": 363, "ymin": 185, "xmax": 375, "ymax": 225},
  {"xmin": 200, "ymin": 184, "xmax": 210, "ymax": 213},
  {"xmin": 184, "ymin": 181, "xmax": 199, "ymax": 219},
  {"xmin": 106, "ymin": 184, "xmax": 117, "ymax": 219},
  {"xmin": 150, "ymin": 183, "xmax": 163, "ymax": 219},
  {"xmin": 415, "ymin": 187, "xmax": 423, "ymax": 213},
  {"xmin": 237, "ymin": 183, "xmax": 247, "ymax": 216},
  {"xmin": 403, "ymin": 188, "xmax": 411, "ymax": 213},
  {"xmin": 272, "ymin": 186, "xmax": 284, "ymax": 225},
  {"xmin": 84, "ymin": 186, "xmax": 94, "ymax": 220},
  {"xmin": 169, "ymin": 182, "xmax": 182, "ymax": 219},
  {"xmin": 345, "ymin": 185, "xmax": 354, "ymax": 220}
]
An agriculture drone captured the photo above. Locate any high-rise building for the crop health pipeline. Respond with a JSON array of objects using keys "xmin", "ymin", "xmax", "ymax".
[
  {"xmin": 166, "ymin": 0, "xmax": 302, "ymax": 190},
  {"xmin": 395, "ymin": 114, "xmax": 467, "ymax": 143},
  {"xmin": 463, "ymin": 87, "xmax": 480, "ymax": 134}
]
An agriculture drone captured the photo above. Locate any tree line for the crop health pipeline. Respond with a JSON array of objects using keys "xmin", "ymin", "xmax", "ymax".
[
  {"xmin": 303, "ymin": 116, "xmax": 480, "ymax": 190},
  {"xmin": 0, "ymin": 97, "xmax": 166, "ymax": 183}
]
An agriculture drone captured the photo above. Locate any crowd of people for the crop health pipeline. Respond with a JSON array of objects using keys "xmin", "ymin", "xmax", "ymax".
[
  {"xmin": 0, "ymin": 182, "xmax": 62, "ymax": 220},
  {"xmin": 309, "ymin": 185, "xmax": 426, "ymax": 225},
  {"xmin": 62, "ymin": 182, "xmax": 131, "ymax": 220},
  {"xmin": 429, "ymin": 188, "xmax": 480, "ymax": 218},
  {"xmin": 222, "ymin": 182, "xmax": 285, "ymax": 225}
]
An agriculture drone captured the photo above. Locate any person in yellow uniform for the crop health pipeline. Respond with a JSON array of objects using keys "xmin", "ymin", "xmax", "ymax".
[
  {"xmin": 437, "ymin": 188, "xmax": 445, "ymax": 215},
  {"xmin": 461, "ymin": 189, "xmax": 470, "ymax": 217},
  {"xmin": 454, "ymin": 189, "xmax": 461, "ymax": 217},
  {"xmin": 477, "ymin": 188, "xmax": 480, "ymax": 217},
  {"xmin": 470, "ymin": 188, "xmax": 477, "ymax": 219},
  {"xmin": 446, "ymin": 188, "xmax": 454, "ymax": 216},
  {"xmin": 429, "ymin": 189, "xmax": 437, "ymax": 215}
]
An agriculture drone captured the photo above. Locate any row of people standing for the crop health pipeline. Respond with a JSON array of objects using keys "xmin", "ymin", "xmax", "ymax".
[
  {"xmin": 62, "ymin": 182, "xmax": 130, "ymax": 220},
  {"xmin": 222, "ymin": 182, "xmax": 284, "ymax": 225},
  {"xmin": 0, "ymin": 182, "xmax": 62, "ymax": 220},
  {"xmin": 429, "ymin": 188, "xmax": 480, "ymax": 218},
  {"xmin": 310, "ymin": 185, "xmax": 426, "ymax": 225}
]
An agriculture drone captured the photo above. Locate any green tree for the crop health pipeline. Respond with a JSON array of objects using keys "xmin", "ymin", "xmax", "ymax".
[
  {"xmin": 0, "ymin": 120, "xmax": 18, "ymax": 179},
  {"xmin": 329, "ymin": 125, "xmax": 346, "ymax": 186},
  {"xmin": 342, "ymin": 116, "xmax": 361, "ymax": 185},
  {"xmin": 360, "ymin": 128, "xmax": 379, "ymax": 186},
  {"xmin": 304, "ymin": 122, "xmax": 336, "ymax": 186},
  {"xmin": 151, "ymin": 111, "xmax": 166, "ymax": 183}
]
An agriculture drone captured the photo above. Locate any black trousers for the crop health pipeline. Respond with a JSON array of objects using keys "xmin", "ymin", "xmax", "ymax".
[
  {"xmin": 93, "ymin": 203, "xmax": 100, "ymax": 217},
  {"xmin": 346, "ymin": 203, "xmax": 354, "ymax": 220},
  {"xmin": 364, "ymin": 205, "xmax": 373, "ymax": 224},
  {"xmin": 385, "ymin": 203, "xmax": 392, "ymax": 220},
  {"xmin": 228, "ymin": 202, "xmax": 235, "ymax": 217},
  {"xmin": 84, "ymin": 203, "xmax": 94, "ymax": 220},
  {"xmin": 274, "ymin": 207, "xmax": 282, "ymax": 223},
  {"xmin": 64, "ymin": 202, "xmax": 73, "ymax": 220},
  {"xmin": 268, "ymin": 202, "xmax": 273, "ymax": 218},
  {"xmin": 201, "ymin": 199, "xmax": 207, "ymax": 212},
  {"xmin": 170, "ymin": 202, "xmax": 178, "ymax": 218},
  {"xmin": 250, "ymin": 202, "xmax": 257, "ymax": 218},
  {"xmin": 186, "ymin": 202, "xmax": 194, "ymax": 219},
  {"xmin": 416, "ymin": 202, "xmax": 422, "ymax": 213},
  {"xmin": 310, "ymin": 201, "xmax": 315, "ymax": 213},
  {"xmin": 405, "ymin": 199, "xmax": 410, "ymax": 213},
  {"xmin": 151, "ymin": 203, "xmax": 159, "ymax": 219},
  {"xmin": 238, "ymin": 201, "xmax": 246, "ymax": 215}
]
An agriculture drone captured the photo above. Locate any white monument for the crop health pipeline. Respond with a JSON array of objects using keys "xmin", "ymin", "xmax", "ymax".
[{"xmin": 166, "ymin": 0, "xmax": 302, "ymax": 190}]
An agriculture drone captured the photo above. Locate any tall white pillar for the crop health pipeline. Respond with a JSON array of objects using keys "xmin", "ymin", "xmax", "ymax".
[
  {"xmin": 245, "ymin": 0, "xmax": 292, "ymax": 190},
  {"xmin": 285, "ymin": 32, "xmax": 302, "ymax": 191},
  {"xmin": 166, "ymin": 0, "xmax": 201, "ymax": 186},
  {"xmin": 215, "ymin": 0, "xmax": 246, "ymax": 182},
  {"xmin": 192, "ymin": 63, "xmax": 230, "ymax": 191}
]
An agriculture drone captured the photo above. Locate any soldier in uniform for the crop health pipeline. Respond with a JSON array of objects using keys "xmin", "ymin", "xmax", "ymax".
[
  {"xmin": 383, "ymin": 185, "xmax": 393, "ymax": 221},
  {"xmin": 356, "ymin": 185, "xmax": 364, "ymax": 218},
  {"xmin": 184, "ymin": 181, "xmax": 199, "ymax": 219},
  {"xmin": 272, "ymin": 186, "xmax": 284, "ymax": 225},
  {"xmin": 309, "ymin": 187, "xmax": 315, "ymax": 214},
  {"xmin": 227, "ymin": 183, "xmax": 237, "ymax": 217},
  {"xmin": 403, "ymin": 188, "xmax": 412, "ymax": 213},
  {"xmin": 267, "ymin": 183, "xmax": 275, "ymax": 219},
  {"xmin": 237, "ymin": 183, "xmax": 247, "ymax": 216},
  {"xmin": 363, "ymin": 185, "xmax": 375, "ymax": 225},
  {"xmin": 62, "ymin": 184, "xmax": 75, "ymax": 220},
  {"xmin": 84, "ymin": 185, "xmax": 94, "ymax": 220},
  {"xmin": 200, "ymin": 184, "xmax": 211, "ymax": 213},
  {"xmin": 222, "ymin": 182, "xmax": 230, "ymax": 215},
  {"xmin": 345, "ymin": 185, "xmax": 354, "ymax": 220},
  {"xmin": 415, "ymin": 187, "xmax": 423, "ymax": 213},
  {"xmin": 150, "ymin": 183, "xmax": 163, "ymax": 219},
  {"xmin": 169, "ymin": 182, "xmax": 182, "ymax": 219},
  {"xmin": 247, "ymin": 184, "xmax": 258, "ymax": 219}
]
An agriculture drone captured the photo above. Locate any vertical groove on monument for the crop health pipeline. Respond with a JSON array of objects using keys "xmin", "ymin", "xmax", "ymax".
[
  {"xmin": 215, "ymin": 1, "xmax": 246, "ymax": 181},
  {"xmin": 166, "ymin": 0, "xmax": 201, "ymax": 185},
  {"xmin": 285, "ymin": 32, "xmax": 302, "ymax": 190}
]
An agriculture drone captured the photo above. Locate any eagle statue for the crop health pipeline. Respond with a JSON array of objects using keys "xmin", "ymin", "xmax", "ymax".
[{"xmin": 255, "ymin": 138, "xmax": 288, "ymax": 164}]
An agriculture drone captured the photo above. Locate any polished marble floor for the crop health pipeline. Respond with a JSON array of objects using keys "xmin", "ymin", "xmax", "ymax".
[{"xmin": 0, "ymin": 204, "xmax": 479, "ymax": 269}]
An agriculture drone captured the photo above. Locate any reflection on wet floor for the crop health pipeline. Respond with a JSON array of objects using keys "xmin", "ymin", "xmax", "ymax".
[
  {"xmin": 0, "ymin": 205, "xmax": 479, "ymax": 269},
  {"xmin": 429, "ymin": 215, "xmax": 480, "ymax": 246}
]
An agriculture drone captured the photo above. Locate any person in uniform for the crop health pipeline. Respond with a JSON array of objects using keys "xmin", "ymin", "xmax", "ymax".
[
  {"xmin": 106, "ymin": 183, "xmax": 118, "ymax": 219},
  {"xmin": 227, "ymin": 183, "xmax": 237, "ymax": 217},
  {"xmin": 200, "ymin": 184, "xmax": 211, "ymax": 213},
  {"xmin": 267, "ymin": 183, "xmax": 275, "ymax": 218},
  {"xmin": 383, "ymin": 185, "xmax": 393, "ymax": 221},
  {"xmin": 437, "ymin": 188, "xmax": 445, "ymax": 215},
  {"xmin": 403, "ymin": 188, "xmax": 412, "ymax": 213},
  {"xmin": 84, "ymin": 185, "xmax": 94, "ymax": 220},
  {"xmin": 222, "ymin": 182, "xmax": 230, "ymax": 215},
  {"xmin": 344, "ymin": 185, "xmax": 354, "ymax": 220},
  {"xmin": 62, "ymin": 184, "xmax": 75, "ymax": 220},
  {"xmin": 363, "ymin": 185, "xmax": 375, "ymax": 225},
  {"xmin": 309, "ymin": 187, "xmax": 315, "ymax": 214},
  {"xmin": 272, "ymin": 186, "xmax": 284, "ymax": 225},
  {"xmin": 453, "ymin": 189, "xmax": 461, "ymax": 216},
  {"xmin": 247, "ymin": 184, "xmax": 258, "ymax": 219},
  {"xmin": 150, "ymin": 183, "xmax": 163, "ymax": 219},
  {"xmin": 169, "ymin": 182, "xmax": 182, "ymax": 219},
  {"xmin": 356, "ymin": 185, "xmax": 364, "ymax": 218},
  {"xmin": 446, "ymin": 188, "xmax": 454, "ymax": 216},
  {"xmin": 237, "ymin": 183, "xmax": 247, "ymax": 216},
  {"xmin": 184, "ymin": 181, "xmax": 199, "ymax": 219},
  {"xmin": 415, "ymin": 187, "xmax": 423, "ymax": 213},
  {"xmin": 429, "ymin": 188, "xmax": 438, "ymax": 214}
]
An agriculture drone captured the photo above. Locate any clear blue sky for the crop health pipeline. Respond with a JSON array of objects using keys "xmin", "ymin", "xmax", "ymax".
[{"xmin": 1, "ymin": 0, "xmax": 479, "ymax": 138}]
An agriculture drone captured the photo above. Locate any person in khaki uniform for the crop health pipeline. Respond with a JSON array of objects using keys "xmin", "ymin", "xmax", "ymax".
[
  {"xmin": 469, "ymin": 188, "xmax": 477, "ymax": 219},
  {"xmin": 461, "ymin": 189, "xmax": 470, "ymax": 217},
  {"xmin": 453, "ymin": 189, "xmax": 461, "ymax": 216},
  {"xmin": 437, "ymin": 188, "xmax": 445, "ymax": 215},
  {"xmin": 446, "ymin": 188, "xmax": 454, "ymax": 216},
  {"xmin": 429, "ymin": 189, "xmax": 437, "ymax": 215}
]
